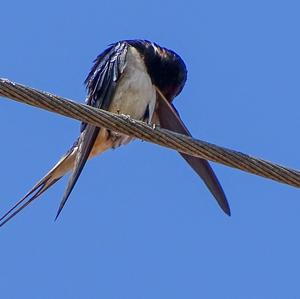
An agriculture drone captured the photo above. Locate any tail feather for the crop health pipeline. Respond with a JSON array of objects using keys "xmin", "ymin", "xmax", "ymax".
[
  {"xmin": 0, "ymin": 150, "xmax": 76, "ymax": 227},
  {"xmin": 55, "ymin": 126, "xmax": 100, "ymax": 220},
  {"xmin": 155, "ymin": 88, "xmax": 231, "ymax": 216}
]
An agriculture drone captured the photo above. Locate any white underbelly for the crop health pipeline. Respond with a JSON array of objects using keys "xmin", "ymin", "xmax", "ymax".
[
  {"xmin": 90, "ymin": 46, "xmax": 157, "ymax": 158},
  {"xmin": 109, "ymin": 47, "xmax": 156, "ymax": 119}
]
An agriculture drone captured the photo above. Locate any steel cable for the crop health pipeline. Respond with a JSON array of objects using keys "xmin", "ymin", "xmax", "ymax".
[{"xmin": 1, "ymin": 78, "xmax": 299, "ymax": 188}]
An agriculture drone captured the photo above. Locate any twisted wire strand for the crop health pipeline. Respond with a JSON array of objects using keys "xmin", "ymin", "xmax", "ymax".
[{"xmin": 1, "ymin": 78, "xmax": 300, "ymax": 188}]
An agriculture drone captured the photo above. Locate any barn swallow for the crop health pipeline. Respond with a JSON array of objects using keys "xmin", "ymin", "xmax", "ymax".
[{"xmin": 0, "ymin": 39, "xmax": 230, "ymax": 226}]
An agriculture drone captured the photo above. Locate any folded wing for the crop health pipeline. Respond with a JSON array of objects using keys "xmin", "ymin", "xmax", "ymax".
[{"xmin": 156, "ymin": 89, "xmax": 230, "ymax": 215}]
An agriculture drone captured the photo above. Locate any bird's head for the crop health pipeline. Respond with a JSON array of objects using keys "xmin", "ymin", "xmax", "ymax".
[{"xmin": 130, "ymin": 40, "xmax": 187, "ymax": 101}]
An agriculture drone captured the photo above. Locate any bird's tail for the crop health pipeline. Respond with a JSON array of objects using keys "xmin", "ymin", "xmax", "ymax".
[{"xmin": 0, "ymin": 147, "xmax": 77, "ymax": 227}]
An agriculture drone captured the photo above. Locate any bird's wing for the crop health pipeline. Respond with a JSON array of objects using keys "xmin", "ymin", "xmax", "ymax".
[
  {"xmin": 0, "ymin": 42, "xmax": 129, "ymax": 227},
  {"xmin": 55, "ymin": 41, "xmax": 129, "ymax": 219},
  {"xmin": 156, "ymin": 89, "xmax": 231, "ymax": 215}
]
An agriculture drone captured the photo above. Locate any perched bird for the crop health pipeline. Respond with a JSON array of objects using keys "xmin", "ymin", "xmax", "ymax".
[{"xmin": 0, "ymin": 40, "xmax": 230, "ymax": 226}]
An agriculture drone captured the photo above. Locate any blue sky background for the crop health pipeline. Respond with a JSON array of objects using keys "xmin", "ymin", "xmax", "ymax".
[{"xmin": 1, "ymin": 0, "xmax": 300, "ymax": 298}]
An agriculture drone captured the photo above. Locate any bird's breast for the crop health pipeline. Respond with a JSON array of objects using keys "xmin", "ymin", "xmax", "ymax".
[
  {"xmin": 109, "ymin": 46, "xmax": 156, "ymax": 119},
  {"xmin": 90, "ymin": 46, "xmax": 157, "ymax": 157}
]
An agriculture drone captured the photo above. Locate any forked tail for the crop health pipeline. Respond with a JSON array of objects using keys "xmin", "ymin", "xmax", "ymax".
[{"xmin": 0, "ymin": 149, "xmax": 76, "ymax": 227}]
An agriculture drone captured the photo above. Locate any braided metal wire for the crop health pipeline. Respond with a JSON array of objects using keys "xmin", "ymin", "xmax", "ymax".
[{"xmin": 1, "ymin": 78, "xmax": 300, "ymax": 188}]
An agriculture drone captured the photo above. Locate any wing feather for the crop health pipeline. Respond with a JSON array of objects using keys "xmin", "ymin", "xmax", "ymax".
[
  {"xmin": 156, "ymin": 89, "xmax": 231, "ymax": 215},
  {"xmin": 55, "ymin": 42, "xmax": 129, "ymax": 219}
]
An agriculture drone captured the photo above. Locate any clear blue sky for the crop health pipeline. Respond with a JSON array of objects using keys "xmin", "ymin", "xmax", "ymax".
[{"xmin": 1, "ymin": 0, "xmax": 300, "ymax": 298}]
